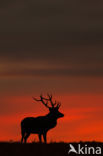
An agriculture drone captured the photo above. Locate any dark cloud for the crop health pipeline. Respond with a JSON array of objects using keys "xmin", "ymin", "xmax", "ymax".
[
  {"xmin": 0, "ymin": 67, "xmax": 103, "ymax": 77},
  {"xmin": 0, "ymin": 0, "xmax": 103, "ymax": 76}
]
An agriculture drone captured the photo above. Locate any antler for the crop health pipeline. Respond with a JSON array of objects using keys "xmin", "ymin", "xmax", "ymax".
[
  {"xmin": 47, "ymin": 94, "xmax": 55, "ymax": 107},
  {"xmin": 32, "ymin": 94, "xmax": 50, "ymax": 109},
  {"xmin": 33, "ymin": 94, "xmax": 61, "ymax": 109},
  {"xmin": 46, "ymin": 94, "xmax": 60, "ymax": 108},
  {"xmin": 57, "ymin": 102, "xmax": 61, "ymax": 109}
]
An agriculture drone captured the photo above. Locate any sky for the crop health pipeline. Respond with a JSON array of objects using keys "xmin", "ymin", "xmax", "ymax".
[{"xmin": 0, "ymin": 0, "xmax": 103, "ymax": 142}]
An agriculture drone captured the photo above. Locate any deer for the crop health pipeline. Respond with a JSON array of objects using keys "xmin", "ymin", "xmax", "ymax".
[{"xmin": 21, "ymin": 94, "xmax": 64, "ymax": 143}]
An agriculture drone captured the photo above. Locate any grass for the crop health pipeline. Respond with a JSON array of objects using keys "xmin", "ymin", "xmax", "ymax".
[{"xmin": 0, "ymin": 141, "xmax": 102, "ymax": 156}]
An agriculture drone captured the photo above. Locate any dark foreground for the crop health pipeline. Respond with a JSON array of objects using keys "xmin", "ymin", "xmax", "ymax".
[{"xmin": 0, "ymin": 141, "xmax": 103, "ymax": 156}]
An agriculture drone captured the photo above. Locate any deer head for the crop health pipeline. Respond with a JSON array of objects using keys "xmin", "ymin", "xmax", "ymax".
[{"xmin": 32, "ymin": 94, "xmax": 64, "ymax": 119}]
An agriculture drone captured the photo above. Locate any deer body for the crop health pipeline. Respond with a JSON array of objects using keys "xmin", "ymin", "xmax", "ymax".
[
  {"xmin": 21, "ymin": 94, "xmax": 64, "ymax": 143},
  {"xmin": 21, "ymin": 114, "xmax": 57, "ymax": 133}
]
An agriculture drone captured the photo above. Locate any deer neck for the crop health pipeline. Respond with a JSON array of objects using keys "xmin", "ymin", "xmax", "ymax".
[
  {"xmin": 46, "ymin": 112, "xmax": 58, "ymax": 121},
  {"xmin": 45, "ymin": 113, "xmax": 57, "ymax": 130}
]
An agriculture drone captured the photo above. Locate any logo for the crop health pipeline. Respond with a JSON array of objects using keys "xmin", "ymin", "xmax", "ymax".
[{"xmin": 68, "ymin": 144, "xmax": 101, "ymax": 155}]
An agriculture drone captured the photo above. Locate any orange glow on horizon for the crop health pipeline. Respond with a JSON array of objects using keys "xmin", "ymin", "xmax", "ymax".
[{"xmin": 0, "ymin": 93, "xmax": 103, "ymax": 142}]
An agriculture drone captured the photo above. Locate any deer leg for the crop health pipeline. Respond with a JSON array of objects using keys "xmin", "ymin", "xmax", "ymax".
[
  {"xmin": 21, "ymin": 131, "xmax": 25, "ymax": 143},
  {"xmin": 24, "ymin": 133, "xmax": 30, "ymax": 143},
  {"xmin": 38, "ymin": 134, "xmax": 42, "ymax": 143},
  {"xmin": 21, "ymin": 135, "xmax": 24, "ymax": 143},
  {"xmin": 43, "ymin": 132, "xmax": 47, "ymax": 143}
]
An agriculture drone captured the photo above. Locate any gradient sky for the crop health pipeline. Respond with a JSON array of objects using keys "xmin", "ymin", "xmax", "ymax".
[{"xmin": 0, "ymin": 0, "xmax": 103, "ymax": 142}]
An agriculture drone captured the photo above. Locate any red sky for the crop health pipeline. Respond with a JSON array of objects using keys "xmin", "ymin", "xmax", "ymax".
[{"xmin": 0, "ymin": 76, "xmax": 103, "ymax": 142}]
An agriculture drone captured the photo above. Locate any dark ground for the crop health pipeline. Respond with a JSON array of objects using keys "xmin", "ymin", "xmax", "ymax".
[{"xmin": 0, "ymin": 142, "xmax": 102, "ymax": 156}]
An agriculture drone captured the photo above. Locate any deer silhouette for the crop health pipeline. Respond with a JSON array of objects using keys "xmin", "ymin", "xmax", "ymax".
[{"xmin": 21, "ymin": 94, "xmax": 64, "ymax": 143}]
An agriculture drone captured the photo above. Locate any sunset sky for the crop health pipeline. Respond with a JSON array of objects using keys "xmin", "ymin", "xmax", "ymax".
[{"xmin": 0, "ymin": 0, "xmax": 103, "ymax": 142}]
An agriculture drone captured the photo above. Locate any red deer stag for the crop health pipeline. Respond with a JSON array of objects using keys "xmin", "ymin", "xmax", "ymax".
[{"xmin": 21, "ymin": 94, "xmax": 64, "ymax": 143}]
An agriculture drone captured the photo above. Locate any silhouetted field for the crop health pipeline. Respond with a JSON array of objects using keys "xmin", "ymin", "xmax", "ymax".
[{"xmin": 0, "ymin": 141, "xmax": 102, "ymax": 156}]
